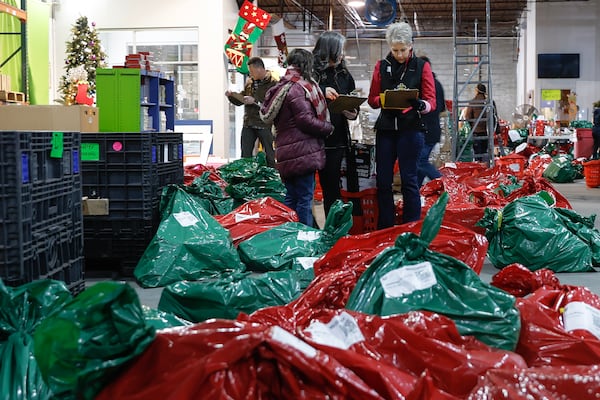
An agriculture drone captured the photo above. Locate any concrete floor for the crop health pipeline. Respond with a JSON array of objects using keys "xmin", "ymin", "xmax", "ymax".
[{"xmin": 93, "ymin": 178, "xmax": 600, "ymax": 309}]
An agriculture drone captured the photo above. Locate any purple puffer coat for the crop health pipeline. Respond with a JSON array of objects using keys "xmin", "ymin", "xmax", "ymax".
[{"xmin": 267, "ymin": 82, "xmax": 333, "ymax": 179}]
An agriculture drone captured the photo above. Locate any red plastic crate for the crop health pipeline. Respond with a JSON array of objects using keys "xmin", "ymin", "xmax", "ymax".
[
  {"xmin": 583, "ymin": 159, "xmax": 600, "ymax": 188},
  {"xmin": 341, "ymin": 188, "xmax": 378, "ymax": 234}
]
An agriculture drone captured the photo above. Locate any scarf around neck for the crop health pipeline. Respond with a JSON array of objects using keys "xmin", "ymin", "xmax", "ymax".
[{"xmin": 260, "ymin": 67, "xmax": 329, "ymax": 124}]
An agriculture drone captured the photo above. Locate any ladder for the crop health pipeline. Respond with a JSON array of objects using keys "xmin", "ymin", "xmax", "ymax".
[{"xmin": 451, "ymin": 0, "xmax": 498, "ymax": 165}]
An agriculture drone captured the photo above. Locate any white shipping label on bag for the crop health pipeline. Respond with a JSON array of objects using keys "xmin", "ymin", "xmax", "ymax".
[
  {"xmin": 304, "ymin": 311, "xmax": 365, "ymax": 350},
  {"xmin": 380, "ymin": 261, "xmax": 437, "ymax": 297},
  {"xmin": 563, "ymin": 301, "xmax": 600, "ymax": 340},
  {"xmin": 234, "ymin": 212, "xmax": 260, "ymax": 223},
  {"xmin": 173, "ymin": 211, "xmax": 199, "ymax": 227},
  {"xmin": 270, "ymin": 326, "xmax": 317, "ymax": 358},
  {"xmin": 295, "ymin": 257, "xmax": 319, "ymax": 270},
  {"xmin": 297, "ymin": 230, "xmax": 321, "ymax": 241}
]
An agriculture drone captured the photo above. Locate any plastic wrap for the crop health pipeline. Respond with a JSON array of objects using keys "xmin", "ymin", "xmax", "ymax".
[
  {"xmin": 347, "ymin": 193, "xmax": 521, "ymax": 350},
  {"xmin": 0, "ymin": 279, "xmax": 72, "ymax": 400},
  {"xmin": 33, "ymin": 282, "xmax": 155, "ymax": 400},
  {"xmin": 237, "ymin": 200, "xmax": 352, "ymax": 272},
  {"xmin": 134, "ymin": 185, "xmax": 245, "ymax": 288},
  {"xmin": 157, "ymin": 266, "xmax": 314, "ymax": 323},
  {"xmin": 478, "ymin": 192, "xmax": 597, "ymax": 272},
  {"xmin": 515, "ymin": 286, "xmax": 600, "ymax": 367},
  {"xmin": 214, "ymin": 196, "xmax": 298, "ymax": 246}
]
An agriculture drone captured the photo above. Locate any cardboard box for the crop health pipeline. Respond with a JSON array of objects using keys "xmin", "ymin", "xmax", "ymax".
[
  {"xmin": 0, "ymin": 105, "xmax": 99, "ymax": 132},
  {"xmin": 82, "ymin": 198, "xmax": 109, "ymax": 215}
]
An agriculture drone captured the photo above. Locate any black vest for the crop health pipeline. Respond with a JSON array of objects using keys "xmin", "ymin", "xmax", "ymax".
[{"xmin": 375, "ymin": 54, "xmax": 425, "ymax": 132}]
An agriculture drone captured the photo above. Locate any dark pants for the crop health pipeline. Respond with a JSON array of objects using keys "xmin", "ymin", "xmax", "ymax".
[
  {"xmin": 318, "ymin": 147, "xmax": 345, "ymax": 217},
  {"xmin": 376, "ymin": 129, "xmax": 424, "ymax": 229},
  {"xmin": 283, "ymin": 172, "xmax": 315, "ymax": 226},
  {"xmin": 417, "ymin": 142, "xmax": 442, "ymax": 186},
  {"xmin": 593, "ymin": 126, "xmax": 600, "ymax": 159},
  {"xmin": 241, "ymin": 126, "xmax": 275, "ymax": 167}
]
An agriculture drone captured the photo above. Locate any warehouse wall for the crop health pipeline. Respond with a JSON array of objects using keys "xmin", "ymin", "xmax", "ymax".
[
  {"xmin": 52, "ymin": 0, "xmax": 238, "ymax": 157},
  {"xmin": 50, "ymin": 0, "xmax": 600, "ymax": 158},
  {"xmin": 534, "ymin": 0, "xmax": 600, "ymax": 119}
]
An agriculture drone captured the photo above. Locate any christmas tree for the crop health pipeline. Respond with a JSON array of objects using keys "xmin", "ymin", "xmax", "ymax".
[{"xmin": 59, "ymin": 16, "xmax": 107, "ymax": 105}]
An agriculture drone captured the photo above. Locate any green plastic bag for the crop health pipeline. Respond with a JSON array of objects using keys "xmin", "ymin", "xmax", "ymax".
[
  {"xmin": 237, "ymin": 200, "xmax": 352, "ymax": 272},
  {"xmin": 158, "ymin": 265, "xmax": 314, "ymax": 323},
  {"xmin": 346, "ymin": 193, "xmax": 521, "ymax": 351},
  {"xmin": 218, "ymin": 153, "xmax": 286, "ymax": 208},
  {"xmin": 33, "ymin": 282, "xmax": 155, "ymax": 400},
  {"xmin": 477, "ymin": 191, "xmax": 597, "ymax": 272},
  {"xmin": 135, "ymin": 186, "xmax": 246, "ymax": 288},
  {"xmin": 542, "ymin": 155, "xmax": 578, "ymax": 183},
  {"xmin": 142, "ymin": 306, "xmax": 192, "ymax": 330},
  {"xmin": 0, "ymin": 279, "xmax": 72, "ymax": 400},
  {"xmin": 160, "ymin": 173, "xmax": 234, "ymax": 217}
]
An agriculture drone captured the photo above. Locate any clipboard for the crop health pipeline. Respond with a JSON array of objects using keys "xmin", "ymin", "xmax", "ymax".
[
  {"xmin": 227, "ymin": 92, "xmax": 245, "ymax": 103},
  {"xmin": 328, "ymin": 95, "xmax": 367, "ymax": 113},
  {"xmin": 381, "ymin": 88, "xmax": 419, "ymax": 110}
]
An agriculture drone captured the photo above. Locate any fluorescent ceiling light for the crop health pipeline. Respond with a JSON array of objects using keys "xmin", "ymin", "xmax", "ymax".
[{"xmin": 348, "ymin": 0, "xmax": 366, "ymax": 7}]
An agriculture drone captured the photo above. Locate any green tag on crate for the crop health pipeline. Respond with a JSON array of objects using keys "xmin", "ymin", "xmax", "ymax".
[
  {"xmin": 50, "ymin": 132, "xmax": 64, "ymax": 158},
  {"xmin": 81, "ymin": 142, "xmax": 100, "ymax": 161}
]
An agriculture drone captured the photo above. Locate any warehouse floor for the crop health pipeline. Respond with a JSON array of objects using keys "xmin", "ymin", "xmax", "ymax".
[{"xmin": 88, "ymin": 178, "xmax": 600, "ymax": 309}]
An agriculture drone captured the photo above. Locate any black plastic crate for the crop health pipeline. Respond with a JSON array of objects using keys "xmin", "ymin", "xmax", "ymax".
[
  {"xmin": 81, "ymin": 132, "xmax": 158, "ymax": 220},
  {"xmin": 83, "ymin": 218, "xmax": 155, "ymax": 277},
  {"xmin": 0, "ymin": 131, "xmax": 83, "ymax": 286}
]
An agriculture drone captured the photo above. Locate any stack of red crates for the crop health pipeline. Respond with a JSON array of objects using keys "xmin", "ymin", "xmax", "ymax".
[{"xmin": 123, "ymin": 52, "xmax": 155, "ymax": 71}]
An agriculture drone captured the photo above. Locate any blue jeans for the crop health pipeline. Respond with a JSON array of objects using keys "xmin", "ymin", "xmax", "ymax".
[
  {"xmin": 417, "ymin": 142, "xmax": 442, "ymax": 186},
  {"xmin": 376, "ymin": 130, "xmax": 424, "ymax": 228},
  {"xmin": 283, "ymin": 172, "xmax": 315, "ymax": 226}
]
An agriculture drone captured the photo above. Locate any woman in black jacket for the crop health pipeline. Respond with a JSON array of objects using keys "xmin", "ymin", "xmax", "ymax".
[
  {"xmin": 592, "ymin": 102, "xmax": 600, "ymax": 159},
  {"xmin": 312, "ymin": 31, "xmax": 358, "ymax": 217}
]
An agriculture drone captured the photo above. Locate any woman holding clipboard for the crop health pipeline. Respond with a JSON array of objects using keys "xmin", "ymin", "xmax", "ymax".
[
  {"xmin": 367, "ymin": 22, "xmax": 436, "ymax": 228},
  {"xmin": 312, "ymin": 31, "xmax": 359, "ymax": 218}
]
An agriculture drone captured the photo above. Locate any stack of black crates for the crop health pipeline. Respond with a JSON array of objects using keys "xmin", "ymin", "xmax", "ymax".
[
  {"xmin": 81, "ymin": 132, "xmax": 183, "ymax": 276},
  {"xmin": 0, "ymin": 131, "xmax": 85, "ymax": 294}
]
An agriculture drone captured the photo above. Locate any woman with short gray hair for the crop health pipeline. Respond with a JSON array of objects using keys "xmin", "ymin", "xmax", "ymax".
[{"xmin": 367, "ymin": 22, "xmax": 436, "ymax": 228}]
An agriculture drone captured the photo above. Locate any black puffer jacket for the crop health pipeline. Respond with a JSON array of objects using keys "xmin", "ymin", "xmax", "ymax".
[{"xmin": 315, "ymin": 64, "xmax": 356, "ymax": 149}]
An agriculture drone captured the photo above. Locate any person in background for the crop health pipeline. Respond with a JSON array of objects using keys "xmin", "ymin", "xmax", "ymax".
[
  {"xmin": 225, "ymin": 57, "xmax": 278, "ymax": 167},
  {"xmin": 592, "ymin": 101, "xmax": 600, "ymax": 160},
  {"xmin": 260, "ymin": 49, "xmax": 333, "ymax": 226},
  {"xmin": 417, "ymin": 55, "xmax": 446, "ymax": 186},
  {"xmin": 464, "ymin": 83, "xmax": 492, "ymax": 162},
  {"xmin": 367, "ymin": 22, "xmax": 436, "ymax": 229},
  {"xmin": 312, "ymin": 31, "xmax": 358, "ymax": 218}
]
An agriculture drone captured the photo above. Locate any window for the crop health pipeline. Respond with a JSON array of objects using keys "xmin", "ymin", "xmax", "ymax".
[{"xmin": 98, "ymin": 28, "xmax": 199, "ymax": 120}]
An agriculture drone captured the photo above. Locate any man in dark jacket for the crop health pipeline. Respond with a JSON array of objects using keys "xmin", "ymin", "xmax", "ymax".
[
  {"xmin": 417, "ymin": 56, "xmax": 446, "ymax": 186},
  {"xmin": 226, "ymin": 57, "xmax": 278, "ymax": 167}
]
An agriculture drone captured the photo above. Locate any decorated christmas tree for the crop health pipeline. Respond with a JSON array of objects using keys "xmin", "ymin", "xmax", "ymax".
[{"xmin": 59, "ymin": 16, "xmax": 107, "ymax": 105}]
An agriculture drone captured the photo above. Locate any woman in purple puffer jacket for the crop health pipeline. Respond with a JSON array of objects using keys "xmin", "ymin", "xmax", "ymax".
[{"xmin": 260, "ymin": 48, "xmax": 333, "ymax": 226}]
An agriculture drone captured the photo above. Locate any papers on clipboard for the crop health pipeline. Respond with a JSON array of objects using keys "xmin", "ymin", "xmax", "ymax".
[
  {"xmin": 328, "ymin": 95, "xmax": 368, "ymax": 113},
  {"xmin": 380, "ymin": 88, "xmax": 419, "ymax": 110},
  {"xmin": 227, "ymin": 92, "xmax": 245, "ymax": 103}
]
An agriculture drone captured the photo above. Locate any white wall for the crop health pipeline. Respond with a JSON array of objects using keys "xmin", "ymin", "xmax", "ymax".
[
  {"xmin": 530, "ymin": 0, "xmax": 600, "ymax": 118},
  {"xmin": 53, "ymin": 0, "xmax": 239, "ymax": 157}
]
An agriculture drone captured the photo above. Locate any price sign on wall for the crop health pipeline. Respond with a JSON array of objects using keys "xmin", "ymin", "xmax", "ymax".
[{"xmin": 541, "ymin": 89, "xmax": 562, "ymax": 101}]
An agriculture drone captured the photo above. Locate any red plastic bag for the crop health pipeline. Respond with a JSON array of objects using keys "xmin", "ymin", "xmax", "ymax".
[
  {"xmin": 314, "ymin": 221, "xmax": 488, "ymax": 276},
  {"xmin": 467, "ymin": 365, "xmax": 600, "ymax": 399},
  {"xmin": 184, "ymin": 163, "xmax": 228, "ymax": 188},
  {"xmin": 97, "ymin": 319, "xmax": 384, "ymax": 400},
  {"xmin": 243, "ymin": 307, "xmax": 525, "ymax": 398},
  {"xmin": 214, "ymin": 196, "xmax": 298, "ymax": 246},
  {"xmin": 515, "ymin": 286, "xmax": 600, "ymax": 366},
  {"xmin": 490, "ymin": 263, "xmax": 561, "ymax": 297}
]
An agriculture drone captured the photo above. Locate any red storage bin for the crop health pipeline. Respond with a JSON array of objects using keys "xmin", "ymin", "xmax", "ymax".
[
  {"xmin": 575, "ymin": 128, "xmax": 594, "ymax": 159},
  {"xmin": 583, "ymin": 159, "xmax": 600, "ymax": 188},
  {"xmin": 341, "ymin": 188, "xmax": 378, "ymax": 234}
]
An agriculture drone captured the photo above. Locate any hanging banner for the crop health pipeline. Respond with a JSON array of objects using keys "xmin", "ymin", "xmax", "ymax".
[
  {"xmin": 224, "ymin": 0, "xmax": 272, "ymax": 74},
  {"xmin": 271, "ymin": 19, "xmax": 288, "ymax": 68}
]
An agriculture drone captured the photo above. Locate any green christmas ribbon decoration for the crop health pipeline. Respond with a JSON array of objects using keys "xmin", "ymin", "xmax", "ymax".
[{"xmin": 224, "ymin": 0, "xmax": 272, "ymax": 74}]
